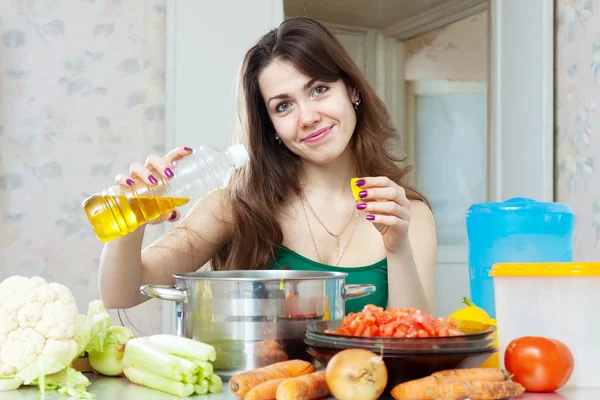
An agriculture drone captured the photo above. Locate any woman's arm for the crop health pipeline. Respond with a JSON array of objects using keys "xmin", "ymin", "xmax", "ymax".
[
  {"xmin": 98, "ymin": 191, "xmax": 233, "ymax": 309},
  {"xmin": 386, "ymin": 200, "xmax": 437, "ymax": 314}
]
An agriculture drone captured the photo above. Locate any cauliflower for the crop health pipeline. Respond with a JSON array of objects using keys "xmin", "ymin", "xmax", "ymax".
[{"xmin": 0, "ymin": 276, "xmax": 89, "ymax": 379}]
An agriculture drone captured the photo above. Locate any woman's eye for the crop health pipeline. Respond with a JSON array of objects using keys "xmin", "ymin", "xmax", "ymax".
[
  {"xmin": 276, "ymin": 102, "xmax": 291, "ymax": 113},
  {"xmin": 312, "ymin": 85, "xmax": 328, "ymax": 96}
]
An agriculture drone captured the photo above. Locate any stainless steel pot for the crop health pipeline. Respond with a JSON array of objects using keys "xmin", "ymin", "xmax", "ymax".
[{"xmin": 140, "ymin": 270, "xmax": 375, "ymax": 378}]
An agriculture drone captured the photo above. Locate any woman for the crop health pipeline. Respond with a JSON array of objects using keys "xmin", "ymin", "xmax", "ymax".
[{"xmin": 98, "ymin": 17, "xmax": 437, "ymax": 315}]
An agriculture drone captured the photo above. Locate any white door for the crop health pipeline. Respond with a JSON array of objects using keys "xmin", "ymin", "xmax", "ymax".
[{"xmin": 406, "ymin": 81, "xmax": 487, "ymax": 317}]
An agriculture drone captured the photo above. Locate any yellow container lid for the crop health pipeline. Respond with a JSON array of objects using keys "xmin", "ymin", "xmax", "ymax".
[{"xmin": 490, "ymin": 262, "xmax": 600, "ymax": 277}]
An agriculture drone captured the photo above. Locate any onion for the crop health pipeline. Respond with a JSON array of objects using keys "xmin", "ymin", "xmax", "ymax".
[
  {"xmin": 88, "ymin": 326, "xmax": 135, "ymax": 376},
  {"xmin": 325, "ymin": 348, "xmax": 388, "ymax": 400}
]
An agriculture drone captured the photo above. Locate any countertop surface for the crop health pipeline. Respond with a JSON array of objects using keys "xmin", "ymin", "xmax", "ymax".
[{"xmin": 3, "ymin": 375, "xmax": 599, "ymax": 400}]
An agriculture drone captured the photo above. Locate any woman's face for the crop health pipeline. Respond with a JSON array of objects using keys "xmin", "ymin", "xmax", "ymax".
[{"xmin": 258, "ymin": 58, "xmax": 358, "ymax": 165}]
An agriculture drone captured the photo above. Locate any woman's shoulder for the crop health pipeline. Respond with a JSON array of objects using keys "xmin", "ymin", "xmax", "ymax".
[{"xmin": 409, "ymin": 198, "xmax": 433, "ymax": 219}]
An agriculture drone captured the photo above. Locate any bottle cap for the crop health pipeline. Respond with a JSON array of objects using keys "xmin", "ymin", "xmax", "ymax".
[{"xmin": 226, "ymin": 144, "xmax": 250, "ymax": 168}]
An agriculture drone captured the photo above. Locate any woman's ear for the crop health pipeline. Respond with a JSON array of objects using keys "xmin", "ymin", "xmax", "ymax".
[{"xmin": 350, "ymin": 86, "xmax": 360, "ymax": 103}]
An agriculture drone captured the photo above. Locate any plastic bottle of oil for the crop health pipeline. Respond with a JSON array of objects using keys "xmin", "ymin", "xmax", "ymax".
[{"xmin": 82, "ymin": 144, "xmax": 249, "ymax": 242}]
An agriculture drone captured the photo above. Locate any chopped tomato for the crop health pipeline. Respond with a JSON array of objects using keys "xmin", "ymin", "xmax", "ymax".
[{"xmin": 326, "ymin": 304, "xmax": 465, "ymax": 338}]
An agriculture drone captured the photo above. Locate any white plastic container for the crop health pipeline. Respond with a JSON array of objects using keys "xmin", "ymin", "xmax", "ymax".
[{"xmin": 490, "ymin": 262, "xmax": 600, "ymax": 388}]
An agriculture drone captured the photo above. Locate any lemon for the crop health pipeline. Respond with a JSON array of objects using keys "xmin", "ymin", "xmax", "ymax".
[{"xmin": 450, "ymin": 297, "xmax": 499, "ymax": 368}]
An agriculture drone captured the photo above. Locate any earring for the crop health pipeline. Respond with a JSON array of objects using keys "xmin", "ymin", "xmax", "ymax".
[
  {"xmin": 274, "ymin": 134, "xmax": 282, "ymax": 144},
  {"xmin": 353, "ymin": 98, "xmax": 361, "ymax": 110}
]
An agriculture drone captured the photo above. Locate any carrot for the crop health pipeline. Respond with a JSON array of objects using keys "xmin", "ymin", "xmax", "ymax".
[
  {"xmin": 396, "ymin": 368, "xmax": 509, "ymax": 390},
  {"xmin": 229, "ymin": 360, "xmax": 315, "ymax": 397},
  {"xmin": 276, "ymin": 371, "xmax": 330, "ymax": 400},
  {"xmin": 391, "ymin": 380, "xmax": 525, "ymax": 400},
  {"xmin": 243, "ymin": 378, "xmax": 287, "ymax": 400},
  {"xmin": 431, "ymin": 368, "xmax": 509, "ymax": 382}
]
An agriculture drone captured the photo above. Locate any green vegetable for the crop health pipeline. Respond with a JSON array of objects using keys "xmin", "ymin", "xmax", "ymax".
[
  {"xmin": 194, "ymin": 378, "xmax": 209, "ymax": 395},
  {"xmin": 145, "ymin": 334, "xmax": 216, "ymax": 362},
  {"xmin": 122, "ymin": 336, "xmax": 222, "ymax": 397},
  {"xmin": 124, "ymin": 366, "xmax": 195, "ymax": 398},
  {"xmin": 83, "ymin": 300, "xmax": 113, "ymax": 354},
  {"xmin": 207, "ymin": 372, "xmax": 223, "ymax": 393},
  {"xmin": 40, "ymin": 367, "xmax": 94, "ymax": 399}
]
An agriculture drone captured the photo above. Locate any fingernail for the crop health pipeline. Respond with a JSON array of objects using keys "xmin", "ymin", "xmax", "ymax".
[
  {"xmin": 356, "ymin": 203, "xmax": 367, "ymax": 210},
  {"xmin": 366, "ymin": 215, "xmax": 375, "ymax": 221},
  {"xmin": 359, "ymin": 190, "xmax": 368, "ymax": 198},
  {"xmin": 148, "ymin": 175, "xmax": 158, "ymax": 184},
  {"xmin": 355, "ymin": 179, "xmax": 366, "ymax": 186},
  {"xmin": 165, "ymin": 168, "xmax": 174, "ymax": 178},
  {"xmin": 170, "ymin": 211, "xmax": 177, "ymax": 220},
  {"xmin": 184, "ymin": 147, "xmax": 193, "ymax": 151},
  {"xmin": 126, "ymin": 179, "xmax": 135, "ymax": 186}
]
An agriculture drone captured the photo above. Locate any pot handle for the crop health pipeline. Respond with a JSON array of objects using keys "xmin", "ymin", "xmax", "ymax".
[
  {"xmin": 140, "ymin": 284, "xmax": 189, "ymax": 303},
  {"xmin": 342, "ymin": 284, "xmax": 376, "ymax": 300}
]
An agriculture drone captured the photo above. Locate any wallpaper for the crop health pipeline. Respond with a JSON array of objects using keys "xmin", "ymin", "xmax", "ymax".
[
  {"xmin": 0, "ymin": 0, "xmax": 167, "ymax": 335},
  {"xmin": 404, "ymin": 11, "xmax": 487, "ymax": 82},
  {"xmin": 555, "ymin": 0, "xmax": 600, "ymax": 261}
]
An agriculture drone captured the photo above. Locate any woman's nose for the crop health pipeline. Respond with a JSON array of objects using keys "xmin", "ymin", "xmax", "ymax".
[{"xmin": 298, "ymin": 103, "xmax": 321, "ymax": 127}]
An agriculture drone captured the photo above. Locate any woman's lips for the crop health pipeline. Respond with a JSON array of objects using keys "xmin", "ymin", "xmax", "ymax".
[{"xmin": 303, "ymin": 126, "xmax": 333, "ymax": 143}]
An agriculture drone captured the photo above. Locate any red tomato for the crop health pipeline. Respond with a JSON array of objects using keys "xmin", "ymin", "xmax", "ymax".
[{"xmin": 504, "ymin": 336, "xmax": 574, "ymax": 392}]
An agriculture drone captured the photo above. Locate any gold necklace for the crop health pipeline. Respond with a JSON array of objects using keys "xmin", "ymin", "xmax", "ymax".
[
  {"xmin": 300, "ymin": 193, "xmax": 359, "ymax": 265},
  {"xmin": 299, "ymin": 187, "xmax": 357, "ymax": 254}
]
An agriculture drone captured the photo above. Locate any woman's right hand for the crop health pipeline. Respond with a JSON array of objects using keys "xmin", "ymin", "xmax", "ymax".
[{"xmin": 114, "ymin": 146, "xmax": 194, "ymax": 225}]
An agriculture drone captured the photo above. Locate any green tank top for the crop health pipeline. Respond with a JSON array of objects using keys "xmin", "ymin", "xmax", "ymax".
[{"xmin": 269, "ymin": 245, "xmax": 388, "ymax": 315}]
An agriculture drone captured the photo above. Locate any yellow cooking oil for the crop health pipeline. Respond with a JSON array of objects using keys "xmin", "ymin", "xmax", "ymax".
[{"xmin": 83, "ymin": 194, "xmax": 190, "ymax": 242}]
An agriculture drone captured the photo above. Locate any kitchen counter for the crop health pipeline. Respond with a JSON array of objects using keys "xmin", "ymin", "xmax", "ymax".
[{"xmin": 3, "ymin": 375, "xmax": 600, "ymax": 400}]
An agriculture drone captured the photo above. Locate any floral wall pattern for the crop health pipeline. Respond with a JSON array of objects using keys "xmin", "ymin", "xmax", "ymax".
[
  {"xmin": 0, "ymin": 0, "xmax": 167, "ymax": 334},
  {"xmin": 555, "ymin": 0, "xmax": 600, "ymax": 261}
]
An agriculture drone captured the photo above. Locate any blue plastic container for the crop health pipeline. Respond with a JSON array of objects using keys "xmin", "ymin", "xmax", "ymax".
[{"xmin": 465, "ymin": 197, "xmax": 574, "ymax": 318}]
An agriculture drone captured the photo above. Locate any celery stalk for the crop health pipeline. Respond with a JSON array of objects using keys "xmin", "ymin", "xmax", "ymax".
[
  {"xmin": 145, "ymin": 334, "xmax": 216, "ymax": 362},
  {"xmin": 122, "ymin": 338, "xmax": 198, "ymax": 382},
  {"xmin": 178, "ymin": 357, "xmax": 198, "ymax": 384},
  {"xmin": 194, "ymin": 379, "xmax": 209, "ymax": 395},
  {"xmin": 123, "ymin": 366, "xmax": 195, "ymax": 397},
  {"xmin": 193, "ymin": 360, "xmax": 213, "ymax": 381},
  {"xmin": 208, "ymin": 372, "xmax": 223, "ymax": 393}
]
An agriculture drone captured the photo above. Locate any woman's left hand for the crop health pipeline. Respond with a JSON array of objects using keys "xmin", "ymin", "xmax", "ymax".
[{"xmin": 353, "ymin": 177, "xmax": 412, "ymax": 254}]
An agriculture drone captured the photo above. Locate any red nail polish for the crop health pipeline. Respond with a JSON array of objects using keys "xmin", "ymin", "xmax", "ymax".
[
  {"xmin": 126, "ymin": 179, "xmax": 135, "ymax": 186},
  {"xmin": 170, "ymin": 210, "xmax": 177, "ymax": 220},
  {"xmin": 165, "ymin": 168, "xmax": 174, "ymax": 178},
  {"xmin": 148, "ymin": 175, "xmax": 158, "ymax": 184},
  {"xmin": 356, "ymin": 203, "xmax": 367, "ymax": 210},
  {"xmin": 359, "ymin": 190, "xmax": 368, "ymax": 198},
  {"xmin": 366, "ymin": 215, "xmax": 375, "ymax": 221},
  {"xmin": 184, "ymin": 147, "xmax": 193, "ymax": 151}
]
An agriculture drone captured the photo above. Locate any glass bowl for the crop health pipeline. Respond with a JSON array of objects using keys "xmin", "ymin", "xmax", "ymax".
[
  {"xmin": 304, "ymin": 334, "xmax": 496, "ymax": 354},
  {"xmin": 306, "ymin": 319, "xmax": 496, "ymax": 343}
]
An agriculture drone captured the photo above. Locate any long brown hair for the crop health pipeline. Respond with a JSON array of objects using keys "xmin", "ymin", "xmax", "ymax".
[{"xmin": 211, "ymin": 17, "xmax": 427, "ymax": 270}]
